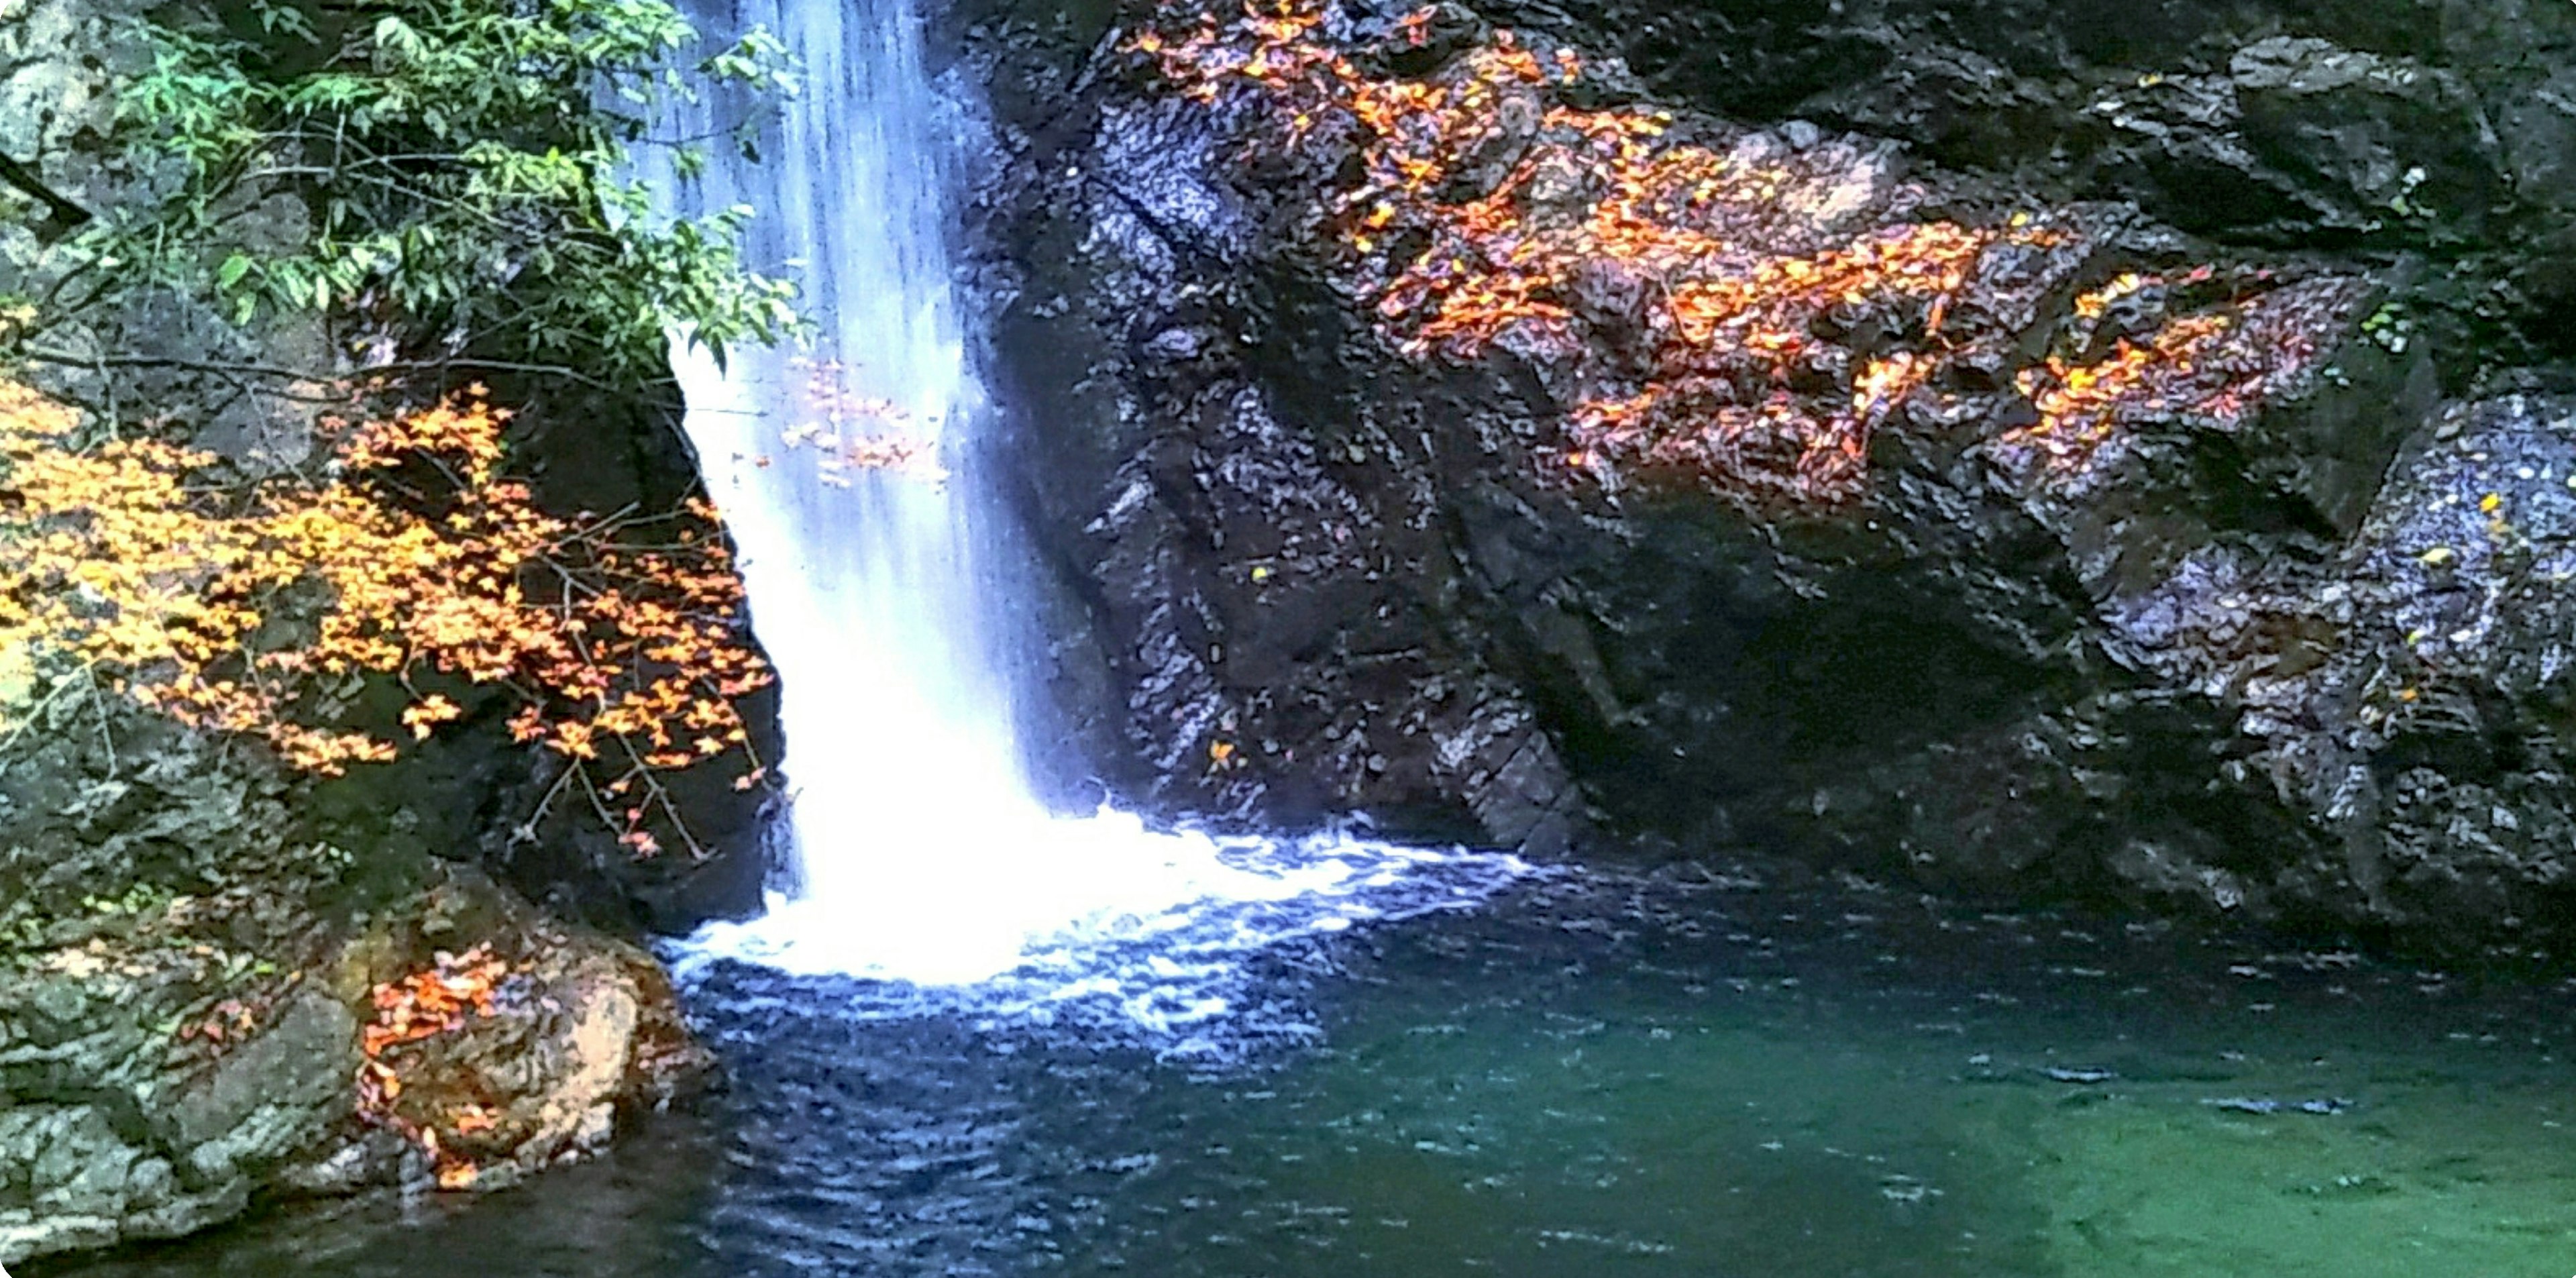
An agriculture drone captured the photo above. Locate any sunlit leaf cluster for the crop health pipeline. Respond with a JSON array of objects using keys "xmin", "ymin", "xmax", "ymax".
[
  {"xmin": 1139, "ymin": 3, "xmax": 2347, "ymax": 504},
  {"xmin": 1994, "ymin": 271, "xmax": 2351, "ymax": 474},
  {"xmin": 0, "ymin": 379, "xmax": 769, "ymax": 855}
]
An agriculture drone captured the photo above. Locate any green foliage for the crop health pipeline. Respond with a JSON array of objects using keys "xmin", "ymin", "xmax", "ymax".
[
  {"xmin": 77, "ymin": 0, "xmax": 800, "ymax": 387},
  {"xmin": 2359, "ymin": 301, "xmax": 2415, "ymax": 355}
]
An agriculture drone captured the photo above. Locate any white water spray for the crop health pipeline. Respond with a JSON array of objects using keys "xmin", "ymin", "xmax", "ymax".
[{"xmin": 658, "ymin": 0, "xmax": 1522, "ymax": 998}]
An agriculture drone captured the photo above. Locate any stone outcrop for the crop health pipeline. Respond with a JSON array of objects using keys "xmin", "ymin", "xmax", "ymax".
[
  {"xmin": 1482, "ymin": 0, "xmax": 2576, "ymax": 368},
  {"xmin": 1, "ymin": 2, "xmax": 771, "ymax": 1261},
  {"xmin": 0, "ymin": 862, "xmax": 706, "ymax": 1266},
  {"xmin": 958, "ymin": 0, "xmax": 2576, "ymax": 947}
]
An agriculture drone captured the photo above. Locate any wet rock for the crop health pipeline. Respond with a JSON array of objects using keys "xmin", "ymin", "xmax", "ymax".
[
  {"xmin": 957, "ymin": 0, "xmax": 2576, "ymax": 949},
  {"xmin": 1470, "ymin": 0, "xmax": 2576, "ymax": 367},
  {"xmin": 0, "ymin": 865, "xmax": 709, "ymax": 1267},
  {"xmin": 2251, "ymin": 396, "xmax": 2576, "ymax": 931},
  {"xmin": 2226, "ymin": 36, "xmax": 2503, "ymax": 244},
  {"xmin": 0, "ymin": 6, "xmax": 760, "ymax": 1265},
  {"xmin": 342, "ymin": 869, "xmax": 713, "ymax": 1194},
  {"xmin": 1438, "ymin": 84, "xmax": 1542, "ymax": 201}
]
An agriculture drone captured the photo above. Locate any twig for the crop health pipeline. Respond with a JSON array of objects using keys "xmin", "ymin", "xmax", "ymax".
[
  {"xmin": 0, "ymin": 152, "xmax": 93, "ymax": 230},
  {"xmin": 516, "ymin": 753, "xmax": 582, "ymax": 843},
  {"xmin": 83, "ymin": 666, "xmax": 119, "ymax": 780},
  {"xmin": 0, "ymin": 665, "xmax": 95, "ymax": 771},
  {"xmin": 17, "ymin": 347, "xmax": 621, "ymax": 394}
]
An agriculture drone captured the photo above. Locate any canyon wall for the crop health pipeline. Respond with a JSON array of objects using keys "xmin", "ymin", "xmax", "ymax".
[{"xmin": 961, "ymin": 0, "xmax": 2576, "ymax": 948}]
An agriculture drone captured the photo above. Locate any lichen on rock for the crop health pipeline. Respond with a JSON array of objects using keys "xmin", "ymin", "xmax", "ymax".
[{"xmin": 0, "ymin": 859, "xmax": 710, "ymax": 1267}]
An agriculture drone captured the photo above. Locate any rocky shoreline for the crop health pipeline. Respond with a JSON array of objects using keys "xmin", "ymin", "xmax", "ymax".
[
  {"xmin": 0, "ymin": 861, "xmax": 708, "ymax": 1263},
  {"xmin": 7, "ymin": 0, "xmax": 2576, "ymax": 1262}
]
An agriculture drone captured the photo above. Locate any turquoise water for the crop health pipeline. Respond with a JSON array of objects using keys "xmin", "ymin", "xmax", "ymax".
[{"xmin": 46, "ymin": 865, "xmax": 2576, "ymax": 1277}]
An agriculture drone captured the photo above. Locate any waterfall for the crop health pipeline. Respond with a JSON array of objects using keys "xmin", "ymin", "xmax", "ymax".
[{"xmin": 656, "ymin": 0, "xmax": 1525, "ymax": 1003}]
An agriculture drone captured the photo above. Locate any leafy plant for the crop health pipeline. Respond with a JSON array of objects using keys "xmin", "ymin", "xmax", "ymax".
[{"xmin": 46, "ymin": 0, "xmax": 800, "ymax": 388}]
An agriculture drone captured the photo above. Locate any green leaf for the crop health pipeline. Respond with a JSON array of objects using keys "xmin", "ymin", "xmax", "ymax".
[{"xmin": 85, "ymin": 0, "xmax": 804, "ymax": 391}]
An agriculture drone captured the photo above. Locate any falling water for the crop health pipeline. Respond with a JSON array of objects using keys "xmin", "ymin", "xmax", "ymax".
[{"xmin": 655, "ymin": 0, "xmax": 1523, "ymax": 1006}]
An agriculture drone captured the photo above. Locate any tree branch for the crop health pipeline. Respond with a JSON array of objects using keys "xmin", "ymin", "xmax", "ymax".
[
  {"xmin": 0, "ymin": 152, "xmax": 93, "ymax": 231},
  {"xmin": 15, "ymin": 346, "xmax": 628, "ymax": 394}
]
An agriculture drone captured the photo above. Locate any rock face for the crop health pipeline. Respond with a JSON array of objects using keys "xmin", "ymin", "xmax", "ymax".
[
  {"xmin": 957, "ymin": 0, "xmax": 2576, "ymax": 947},
  {"xmin": 981, "ymin": 134, "xmax": 1589, "ymax": 853},
  {"xmin": 0, "ymin": 3, "xmax": 771, "ymax": 1261},
  {"xmin": 0, "ymin": 863, "xmax": 707, "ymax": 1266},
  {"xmin": 1483, "ymin": 0, "xmax": 2576, "ymax": 365}
]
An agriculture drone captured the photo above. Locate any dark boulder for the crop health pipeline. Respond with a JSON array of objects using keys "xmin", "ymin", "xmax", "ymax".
[
  {"xmin": 1477, "ymin": 0, "xmax": 2576, "ymax": 365},
  {"xmin": 953, "ymin": 0, "xmax": 2576, "ymax": 950}
]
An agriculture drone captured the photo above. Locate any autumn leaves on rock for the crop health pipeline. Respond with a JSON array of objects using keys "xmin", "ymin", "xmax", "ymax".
[
  {"xmin": 358, "ymin": 945, "xmax": 511, "ymax": 1191},
  {"xmin": 0, "ymin": 380, "xmax": 769, "ymax": 856},
  {"xmin": 1138, "ymin": 2, "xmax": 2354, "ymax": 507}
]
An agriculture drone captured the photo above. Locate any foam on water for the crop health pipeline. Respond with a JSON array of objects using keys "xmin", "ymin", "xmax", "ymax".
[
  {"xmin": 670, "ymin": 826, "xmax": 1538, "ymax": 1057},
  {"xmin": 655, "ymin": 0, "xmax": 1523, "ymax": 1009},
  {"xmin": 676, "ymin": 815, "xmax": 1529, "ymax": 988}
]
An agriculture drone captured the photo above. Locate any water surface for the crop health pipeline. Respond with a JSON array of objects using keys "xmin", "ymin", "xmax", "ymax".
[{"xmin": 48, "ymin": 865, "xmax": 2576, "ymax": 1277}]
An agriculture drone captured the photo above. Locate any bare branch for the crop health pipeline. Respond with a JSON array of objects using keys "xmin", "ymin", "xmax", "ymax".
[{"xmin": 0, "ymin": 152, "xmax": 93, "ymax": 231}]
